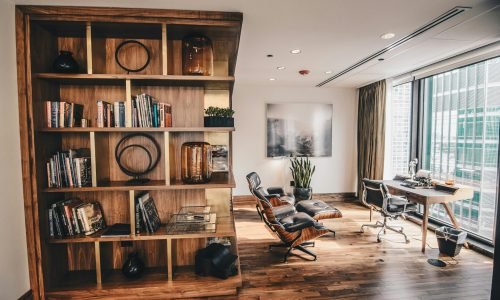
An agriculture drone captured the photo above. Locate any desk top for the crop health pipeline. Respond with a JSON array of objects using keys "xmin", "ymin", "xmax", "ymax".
[{"xmin": 384, "ymin": 180, "xmax": 474, "ymax": 205}]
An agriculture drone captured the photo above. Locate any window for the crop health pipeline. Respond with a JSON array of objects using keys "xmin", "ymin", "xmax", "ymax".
[
  {"xmin": 387, "ymin": 82, "xmax": 412, "ymax": 177},
  {"xmin": 421, "ymin": 57, "xmax": 500, "ymax": 241}
]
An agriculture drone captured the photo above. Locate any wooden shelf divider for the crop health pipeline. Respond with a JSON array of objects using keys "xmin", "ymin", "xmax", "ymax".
[
  {"xmin": 125, "ymin": 79, "xmax": 132, "ymax": 127},
  {"xmin": 94, "ymin": 241, "xmax": 102, "ymax": 284},
  {"xmin": 162, "ymin": 23, "xmax": 168, "ymax": 76},
  {"xmin": 86, "ymin": 22, "xmax": 93, "ymax": 74}
]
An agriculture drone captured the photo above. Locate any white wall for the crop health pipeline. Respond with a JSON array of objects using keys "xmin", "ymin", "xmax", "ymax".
[
  {"xmin": 0, "ymin": 1, "xmax": 31, "ymax": 298},
  {"xmin": 233, "ymin": 84, "xmax": 357, "ymax": 195}
]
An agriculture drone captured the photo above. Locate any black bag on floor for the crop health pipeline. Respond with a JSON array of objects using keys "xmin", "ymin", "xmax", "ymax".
[{"xmin": 195, "ymin": 243, "xmax": 238, "ymax": 279}]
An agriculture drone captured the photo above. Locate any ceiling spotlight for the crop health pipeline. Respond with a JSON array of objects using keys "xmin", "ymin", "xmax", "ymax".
[
  {"xmin": 269, "ymin": 78, "xmax": 276, "ymax": 81},
  {"xmin": 325, "ymin": 70, "xmax": 332, "ymax": 74},
  {"xmin": 378, "ymin": 58, "xmax": 385, "ymax": 61},
  {"xmin": 380, "ymin": 32, "xmax": 395, "ymax": 40},
  {"xmin": 277, "ymin": 66, "xmax": 286, "ymax": 70},
  {"xmin": 267, "ymin": 54, "xmax": 274, "ymax": 58},
  {"xmin": 290, "ymin": 49, "xmax": 301, "ymax": 54}
]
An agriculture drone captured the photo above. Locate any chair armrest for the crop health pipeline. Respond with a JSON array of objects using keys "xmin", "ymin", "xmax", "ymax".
[
  {"xmin": 267, "ymin": 187, "xmax": 285, "ymax": 196},
  {"xmin": 265, "ymin": 194, "xmax": 290, "ymax": 207}
]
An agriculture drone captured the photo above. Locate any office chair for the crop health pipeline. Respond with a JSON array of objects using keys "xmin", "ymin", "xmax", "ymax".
[
  {"xmin": 246, "ymin": 172, "xmax": 339, "ymax": 262},
  {"xmin": 360, "ymin": 178, "xmax": 417, "ymax": 243}
]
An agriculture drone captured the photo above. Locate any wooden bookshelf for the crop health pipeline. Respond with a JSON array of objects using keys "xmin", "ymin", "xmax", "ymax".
[{"xmin": 15, "ymin": 5, "xmax": 242, "ymax": 299}]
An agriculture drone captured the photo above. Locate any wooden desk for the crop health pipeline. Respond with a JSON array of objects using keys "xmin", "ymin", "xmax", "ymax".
[{"xmin": 384, "ymin": 180, "xmax": 474, "ymax": 253}]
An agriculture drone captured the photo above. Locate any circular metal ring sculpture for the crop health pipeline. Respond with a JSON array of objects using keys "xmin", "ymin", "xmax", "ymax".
[
  {"xmin": 115, "ymin": 133, "xmax": 161, "ymax": 185},
  {"xmin": 115, "ymin": 40, "xmax": 151, "ymax": 73}
]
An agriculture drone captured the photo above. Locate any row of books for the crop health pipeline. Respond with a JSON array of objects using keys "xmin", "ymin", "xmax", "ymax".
[
  {"xmin": 48, "ymin": 199, "xmax": 106, "ymax": 238},
  {"xmin": 132, "ymin": 93, "xmax": 172, "ymax": 128},
  {"xmin": 46, "ymin": 148, "xmax": 91, "ymax": 188},
  {"xmin": 97, "ymin": 100, "xmax": 126, "ymax": 128},
  {"xmin": 135, "ymin": 192, "xmax": 161, "ymax": 234},
  {"xmin": 44, "ymin": 101, "xmax": 84, "ymax": 128}
]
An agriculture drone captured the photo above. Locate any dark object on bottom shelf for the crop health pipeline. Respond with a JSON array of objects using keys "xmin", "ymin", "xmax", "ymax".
[
  {"xmin": 436, "ymin": 226, "xmax": 467, "ymax": 257},
  {"xmin": 122, "ymin": 252, "xmax": 145, "ymax": 279},
  {"xmin": 195, "ymin": 243, "xmax": 238, "ymax": 279}
]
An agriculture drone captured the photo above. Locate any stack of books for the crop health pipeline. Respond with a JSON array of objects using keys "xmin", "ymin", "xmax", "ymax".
[
  {"xmin": 48, "ymin": 200, "xmax": 106, "ymax": 238},
  {"xmin": 44, "ymin": 101, "xmax": 84, "ymax": 128},
  {"xmin": 96, "ymin": 100, "xmax": 126, "ymax": 128},
  {"xmin": 132, "ymin": 93, "xmax": 172, "ymax": 128},
  {"xmin": 46, "ymin": 148, "xmax": 92, "ymax": 188},
  {"xmin": 135, "ymin": 192, "xmax": 161, "ymax": 234}
]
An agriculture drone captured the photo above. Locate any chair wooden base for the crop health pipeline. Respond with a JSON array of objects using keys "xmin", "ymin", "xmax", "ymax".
[{"xmin": 269, "ymin": 242, "xmax": 318, "ymax": 262}]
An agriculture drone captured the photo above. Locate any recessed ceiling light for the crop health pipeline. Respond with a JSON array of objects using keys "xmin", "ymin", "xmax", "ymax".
[
  {"xmin": 290, "ymin": 49, "xmax": 301, "ymax": 54},
  {"xmin": 277, "ymin": 66, "xmax": 286, "ymax": 70},
  {"xmin": 267, "ymin": 54, "xmax": 274, "ymax": 58},
  {"xmin": 380, "ymin": 32, "xmax": 395, "ymax": 40},
  {"xmin": 325, "ymin": 70, "xmax": 332, "ymax": 74},
  {"xmin": 378, "ymin": 58, "xmax": 385, "ymax": 61},
  {"xmin": 269, "ymin": 78, "xmax": 276, "ymax": 81}
]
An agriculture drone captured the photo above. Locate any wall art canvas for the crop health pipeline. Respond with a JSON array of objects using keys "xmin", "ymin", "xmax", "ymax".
[{"xmin": 267, "ymin": 103, "xmax": 332, "ymax": 157}]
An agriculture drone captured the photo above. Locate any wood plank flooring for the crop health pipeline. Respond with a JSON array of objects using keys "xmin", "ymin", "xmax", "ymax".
[{"xmin": 231, "ymin": 196, "xmax": 493, "ymax": 299}]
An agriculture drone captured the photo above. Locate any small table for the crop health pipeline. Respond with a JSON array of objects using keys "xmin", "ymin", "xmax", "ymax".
[{"xmin": 383, "ymin": 180, "xmax": 474, "ymax": 253}]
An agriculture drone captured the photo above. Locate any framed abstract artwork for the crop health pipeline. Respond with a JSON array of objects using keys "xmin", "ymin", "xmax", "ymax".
[{"xmin": 266, "ymin": 103, "xmax": 332, "ymax": 157}]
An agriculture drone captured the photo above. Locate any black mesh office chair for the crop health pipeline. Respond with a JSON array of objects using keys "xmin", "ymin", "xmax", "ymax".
[{"xmin": 360, "ymin": 178, "xmax": 417, "ymax": 243}]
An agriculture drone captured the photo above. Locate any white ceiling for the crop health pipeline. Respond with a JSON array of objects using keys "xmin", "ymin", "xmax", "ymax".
[{"xmin": 10, "ymin": 0, "xmax": 500, "ymax": 88}]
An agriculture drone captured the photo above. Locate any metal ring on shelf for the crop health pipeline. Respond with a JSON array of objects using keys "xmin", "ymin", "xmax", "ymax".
[
  {"xmin": 115, "ymin": 40, "xmax": 151, "ymax": 73},
  {"xmin": 114, "ymin": 133, "xmax": 161, "ymax": 178}
]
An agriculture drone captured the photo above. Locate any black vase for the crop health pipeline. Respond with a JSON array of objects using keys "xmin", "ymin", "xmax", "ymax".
[
  {"xmin": 53, "ymin": 51, "xmax": 79, "ymax": 73},
  {"xmin": 122, "ymin": 252, "xmax": 145, "ymax": 279},
  {"xmin": 293, "ymin": 187, "xmax": 313, "ymax": 201}
]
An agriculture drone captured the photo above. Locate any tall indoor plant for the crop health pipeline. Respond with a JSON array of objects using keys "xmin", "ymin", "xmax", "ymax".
[{"xmin": 290, "ymin": 157, "xmax": 315, "ymax": 201}]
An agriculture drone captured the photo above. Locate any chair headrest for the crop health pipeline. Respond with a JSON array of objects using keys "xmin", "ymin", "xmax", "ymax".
[{"xmin": 246, "ymin": 172, "xmax": 261, "ymax": 189}]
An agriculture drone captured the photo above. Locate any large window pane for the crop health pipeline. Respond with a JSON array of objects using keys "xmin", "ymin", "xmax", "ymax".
[
  {"xmin": 388, "ymin": 82, "xmax": 412, "ymax": 177},
  {"xmin": 421, "ymin": 57, "xmax": 500, "ymax": 241}
]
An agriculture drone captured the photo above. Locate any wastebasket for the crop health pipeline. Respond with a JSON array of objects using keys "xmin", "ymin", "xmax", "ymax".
[{"xmin": 435, "ymin": 226, "xmax": 467, "ymax": 257}]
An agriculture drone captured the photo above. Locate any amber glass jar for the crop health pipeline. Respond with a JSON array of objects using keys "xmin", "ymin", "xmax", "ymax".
[
  {"xmin": 182, "ymin": 35, "xmax": 214, "ymax": 76},
  {"xmin": 181, "ymin": 142, "xmax": 212, "ymax": 184}
]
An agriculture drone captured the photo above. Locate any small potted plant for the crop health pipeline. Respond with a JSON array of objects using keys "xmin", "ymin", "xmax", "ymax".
[
  {"xmin": 204, "ymin": 106, "xmax": 235, "ymax": 127},
  {"xmin": 290, "ymin": 156, "xmax": 315, "ymax": 201}
]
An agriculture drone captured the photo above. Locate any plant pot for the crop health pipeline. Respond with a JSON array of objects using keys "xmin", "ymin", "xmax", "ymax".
[
  {"xmin": 293, "ymin": 187, "xmax": 312, "ymax": 201},
  {"xmin": 204, "ymin": 116, "xmax": 234, "ymax": 127}
]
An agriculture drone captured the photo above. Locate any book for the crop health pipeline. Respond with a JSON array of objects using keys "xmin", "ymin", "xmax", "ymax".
[
  {"xmin": 77, "ymin": 202, "xmax": 106, "ymax": 235},
  {"xmin": 47, "ymin": 148, "xmax": 91, "ymax": 188},
  {"xmin": 138, "ymin": 193, "xmax": 161, "ymax": 233},
  {"xmin": 132, "ymin": 93, "xmax": 172, "ymax": 128},
  {"xmin": 101, "ymin": 223, "xmax": 131, "ymax": 237}
]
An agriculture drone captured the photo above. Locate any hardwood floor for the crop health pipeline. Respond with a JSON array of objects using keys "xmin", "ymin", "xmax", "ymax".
[{"xmin": 231, "ymin": 196, "xmax": 493, "ymax": 299}]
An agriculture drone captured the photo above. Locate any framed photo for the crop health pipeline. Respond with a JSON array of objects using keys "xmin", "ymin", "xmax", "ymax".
[
  {"xmin": 266, "ymin": 103, "xmax": 332, "ymax": 157},
  {"xmin": 211, "ymin": 145, "xmax": 229, "ymax": 172}
]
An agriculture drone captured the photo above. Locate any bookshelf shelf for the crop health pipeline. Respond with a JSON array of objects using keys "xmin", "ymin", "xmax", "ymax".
[
  {"xmin": 47, "ymin": 216, "xmax": 236, "ymax": 244},
  {"xmin": 17, "ymin": 6, "xmax": 242, "ymax": 298},
  {"xmin": 39, "ymin": 127, "xmax": 235, "ymax": 133},
  {"xmin": 33, "ymin": 73, "xmax": 234, "ymax": 89},
  {"xmin": 46, "ymin": 266, "xmax": 241, "ymax": 298},
  {"xmin": 43, "ymin": 173, "xmax": 236, "ymax": 192}
]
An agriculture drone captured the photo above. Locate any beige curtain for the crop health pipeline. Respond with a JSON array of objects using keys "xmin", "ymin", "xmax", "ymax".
[{"xmin": 357, "ymin": 80, "xmax": 386, "ymax": 197}]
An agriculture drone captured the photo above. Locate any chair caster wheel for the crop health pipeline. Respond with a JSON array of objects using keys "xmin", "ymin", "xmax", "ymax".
[
  {"xmin": 377, "ymin": 238, "xmax": 381, "ymax": 243},
  {"xmin": 405, "ymin": 239, "xmax": 410, "ymax": 244}
]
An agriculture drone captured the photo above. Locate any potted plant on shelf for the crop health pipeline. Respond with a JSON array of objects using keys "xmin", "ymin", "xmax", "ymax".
[
  {"xmin": 290, "ymin": 156, "xmax": 315, "ymax": 201},
  {"xmin": 204, "ymin": 106, "xmax": 235, "ymax": 127}
]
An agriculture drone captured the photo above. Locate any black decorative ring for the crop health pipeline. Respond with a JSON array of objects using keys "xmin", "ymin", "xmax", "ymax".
[
  {"xmin": 114, "ymin": 133, "xmax": 161, "ymax": 178},
  {"xmin": 115, "ymin": 40, "xmax": 151, "ymax": 73}
]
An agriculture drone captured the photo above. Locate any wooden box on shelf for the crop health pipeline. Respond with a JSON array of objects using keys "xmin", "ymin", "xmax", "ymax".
[{"xmin": 15, "ymin": 5, "xmax": 242, "ymax": 299}]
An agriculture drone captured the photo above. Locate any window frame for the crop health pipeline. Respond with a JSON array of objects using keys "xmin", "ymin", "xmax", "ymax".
[{"xmin": 410, "ymin": 56, "xmax": 500, "ymax": 246}]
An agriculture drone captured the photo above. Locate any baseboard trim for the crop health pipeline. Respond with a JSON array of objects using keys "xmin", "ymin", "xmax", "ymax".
[
  {"xmin": 233, "ymin": 192, "xmax": 357, "ymax": 206},
  {"xmin": 18, "ymin": 289, "xmax": 32, "ymax": 300}
]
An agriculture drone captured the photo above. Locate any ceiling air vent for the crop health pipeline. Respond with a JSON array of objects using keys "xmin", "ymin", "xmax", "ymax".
[{"xmin": 316, "ymin": 6, "xmax": 472, "ymax": 87}]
